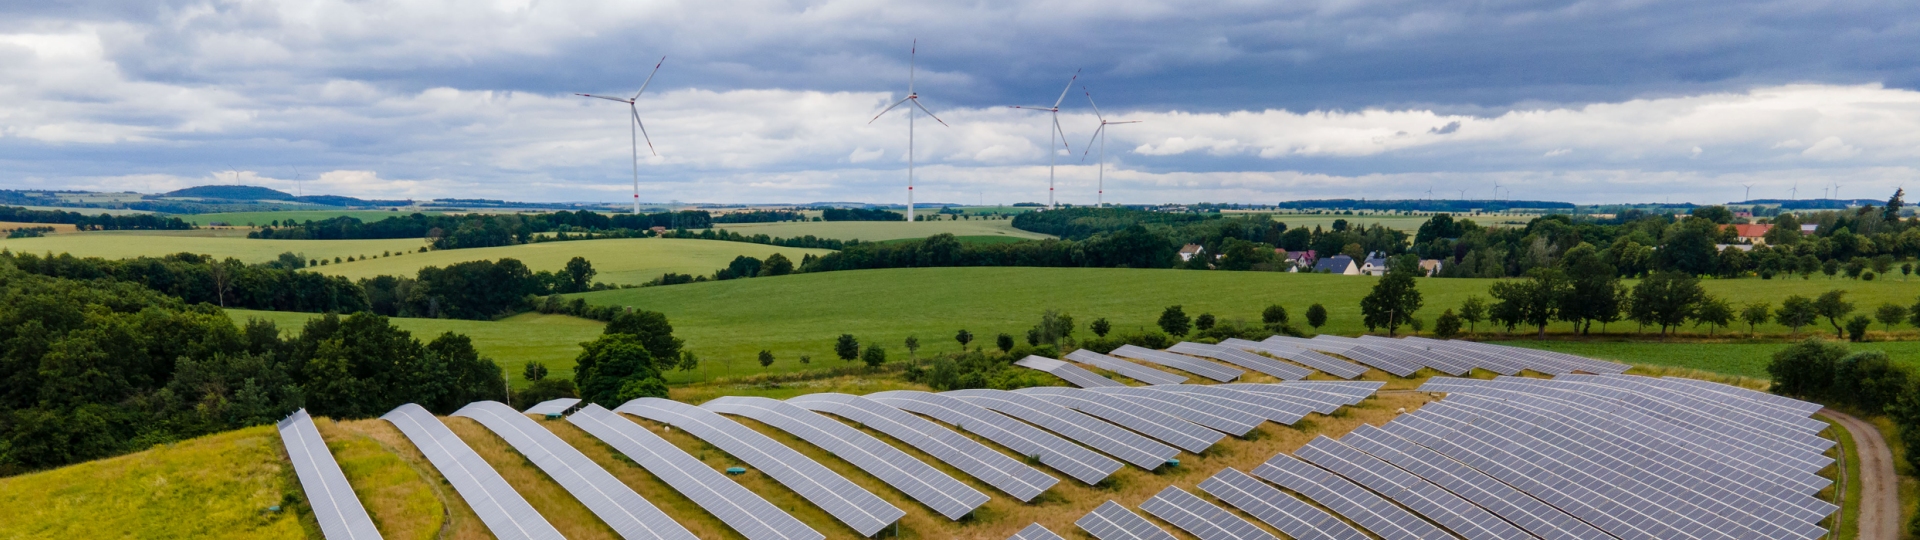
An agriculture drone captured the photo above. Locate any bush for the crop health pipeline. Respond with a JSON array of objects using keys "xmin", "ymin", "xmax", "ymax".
[
  {"xmin": 861, "ymin": 345, "xmax": 888, "ymax": 368},
  {"xmin": 995, "ymin": 333, "xmax": 1015, "ymax": 352},
  {"xmin": 906, "ymin": 350, "xmax": 1057, "ymax": 391},
  {"xmin": 1079, "ymin": 330, "xmax": 1175, "ymax": 354},
  {"xmin": 1433, "ymin": 309, "xmax": 1463, "ymax": 338},
  {"xmin": 1845, "ymin": 315, "xmax": 1872, "ymax": 342},
  {"xmin": 1767, "ymin": 338, "xmax": 1849, "ymax": 400},
  {"xmin": 1832, "ymin": 351, "xmax": 1911, "ymax": 414},
  {"xmin": 511, "ymin": 378, "xmax": 578, "ymax": 410}
]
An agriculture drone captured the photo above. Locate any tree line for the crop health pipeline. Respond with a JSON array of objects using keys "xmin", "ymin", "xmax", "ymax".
[
  {"xmin": 247, "ymin": 209, "xmax": 714, "ymax": 248},
  {"xmin": 822, "ymin": 207, "xmax": 905, "ymax": 221},
  {"xmin": 1765, "ymin": 338, "xmax": 1920, "ymax": 536},
  {"xmin": 0, "ymin": 205, "xmax": 194, "ymax": 230}
]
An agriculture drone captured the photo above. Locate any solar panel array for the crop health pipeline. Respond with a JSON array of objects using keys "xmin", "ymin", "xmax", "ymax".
[
  {"xmin": 1414, "ymin": 337, "xmax": 1630, "ymax": 374},
  {"xmin": 1168, "ymin": 342, "xmax": 1312, "ymax": 380},
  {"xmin": 701, "ymin": 396, "xmax": 989, "ymax": 519},
  {"xmin": 567, "ymin": 404, "xmax": 822, "ymax": 540},
  {"xmin": 1008, "ymin": 522, "xmax": 1066, "ymax": 540},
  {"xmin": 867, "ymin": 390, "xmax": 1122, "ymax": 485},
  {"xmin": 1077, "ymin": 501, "xmax": 1177, "ymax": 540},
  {"xmin": 1086, "ymin": 386, "xmax": 1263, "ymax": 436},
  {"xmin": 947, "ymin": 389, "xmax": 1180, "ymax": 469},
  {"xmin": 1110, "ymin": 344, "xmax": 1244, "ymax": 381},
  {"xmin": 381, "ymin": 403, "xmax": 565, "ymax": 540},
  {"xmin": 453, "ymin": 401, "xmax": 696, "ymax": 540},
  {"xmin": 1066, "ymin": 349, "xmax": 1188, "ymax": 385},
  {"xmin": 1264, "ymin": 336, "xmax": 1422, "ymax": 376},
  {"xmin": 1014, "ymin": 355, "xmax": 1125, "ymax": 388},
  {"xmin": 278, "ymin": 409, "xmax": 384, "ymax": 540},
  {"xmin": 784, "ymin": 393, "xmax": 1059, "ymax": 502},
  {"xmin": 522, "ymin": 397, "xmax": 582, "ymax": 416},
  {"xmin": 614, "ymin": 398, "xmax": 904, "ymax": 536},
  {"xmin": 1139, "ymin": 486, "xmax": 1278, "ymax": 540},
  {"xmin": 1199, "ymin": 467, "xmax": 1369, "ymax": 540},
  {"xmin": 1158, "ymin": 385, "xmax": 1311, "ymax": 424},
  {"xmin": 1313, "ymin": 335, "xmax": 1469, "ymax": 376},
  {"xmin": 1016, "ymin": 387, "xmax": 1225, "ymax": 453},
  {"xmin": 1294, "ymin": 436, "xmax": 1531, "ymax": 540},
  {"xmin": 1218, "ymin": 338, "xmax": 1369, "ymax": 379},
  {"xmin": 1254, "ymin": 452, "xmax": 1461, "ymax": 540}
]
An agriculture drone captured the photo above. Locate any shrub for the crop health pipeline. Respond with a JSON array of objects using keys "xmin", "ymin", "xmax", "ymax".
[
  {"xmin": 1433, "ymin": 309, "xmax": 1462, "ymax": 338},
  {"xmin": 861, "ymin": 345, "xmax": 888, "ymax": 368},
  {"xmin": 1845, "ymin": 315, "xmax": 1872, "ymax": 342}
]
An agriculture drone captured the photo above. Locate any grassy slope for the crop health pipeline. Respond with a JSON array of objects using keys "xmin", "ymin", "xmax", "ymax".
[
  {"xmin": 0, "ymin": 425, "xmax": 311, "ymax": 539},
  {"xmin": 229, "ymin": 309, "xmax": 605, "ymax": 388},
  {"xmin": 572, "ymin": 266, "xmax": 1920, "ymax": 382},
  {"xmin": 180, "ymin": 210, "xmax": 441, "ymax": 226},
  {"xmin": 312, "ymin": 238, "xmax": 834, "ymax": 285},
  {"xmin": 315, "ymin": 418, "xmax": 448, "ymax": 540},
  {"xmin": 713, "ymin": 219, "xmax": 1051, "ymax": 242},
  {"xmin": 0, "ymin": 231, "xmax": 425, "ymax": 263}
]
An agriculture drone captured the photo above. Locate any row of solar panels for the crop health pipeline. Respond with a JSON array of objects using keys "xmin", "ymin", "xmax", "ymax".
[
  {"xmin": 278, "ymin": 381, "xmax": 1382, "ymax": 540},
  {"xmin": 1058, "ymin": 374, "xmax": 1832, "ymax": 540},
  {"xmin": 1016, "ymin": 336, "xmax": 1630, "ymax": 388}
]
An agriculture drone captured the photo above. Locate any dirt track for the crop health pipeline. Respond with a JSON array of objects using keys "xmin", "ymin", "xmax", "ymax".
[{"xmin": 1820, "ymin": 409, "xmax": 1898, "ymax": 540}]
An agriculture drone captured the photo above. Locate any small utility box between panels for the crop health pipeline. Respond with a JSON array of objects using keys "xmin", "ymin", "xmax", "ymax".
[{"xmin": 725, "ymin": 466, "xmax": 747, "ymax": 475}]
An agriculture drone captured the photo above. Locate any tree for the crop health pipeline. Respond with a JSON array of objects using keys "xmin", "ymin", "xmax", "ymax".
[
  {"xmin": 574, "ymin": 334, "xmax": 665, "ymax": 407},
  {"xmin": 1821, "ymin": 259, "xmax": 1840, "ymax": 279},
  {"xmin": 861, "ymin": 345, "xmax": 888, "ymax": 368},
  {"xmin": 1777, "ymin": 295, "xmax": 1818, "ymax": 335},
  {"xmin": 1885, "ymin": 187, "xmax": 1905, "ymax": 221},
  {"xmin": 1846, "ymin": 315, "xmax": 1872, "ymax": 342},
  {"xmin": 759, "ymin": 253, "xmax": 794, "ymax": 276},
  {"xmin": 1692, "ymin": 296, "xmax": 1733, "ymax": 337},
  {"xmin": 834, "ymin": 334, "xmax": 860, "ymax": 362},
  {"xmin": 996, "ymin": 333, "xmax": 1015, "ymax": 352},
  {"xmin": 1090, "ymin": 318, "xmax": 1111, "ymax": 337},
  {"xmin": 1740, "ymin": 302, "xmax": 1772, "ymax": 337},
  {"xmin": 523, "ymin": 361, "xmax": 548, "ymax": 381},
  {"xmin": 1628, "ymin": 272, "xmax": 1706, "ymax": 336},
  {"xmin": 905, "ymin": 336, "xmax": 920, "ymax": 359},
  {"xmin": 1359, "ymin": 255, "xmax": 1424, "ymax": 336},
  {"xmin": 1875, "ymin": 303, "xmax": 1907, "ymax": 333},
  {"xmin": 1766, "ymin": 337, "xmax": 1847, "ymax": 399},
  {"xmin": 1655, "ymin": 219, "xmax": 1720, "ymax": 275},
  {"xmin": 1194, "ymin": 313, "xmax": 1216, "ymax": 331},
  {"xmin": 1813, "ymin": 290, "xmax": 1854, "ymax": 339},
  {"xmin": 1458, "ymin": 296, "xmax": 1486, "ymax": 335},
  {"xmin": 757, "ymin": 350, "xmax": 775, "ymax": 370},
  {"xmin": 1261, "ymin": 305, "xmax": 1289, "ymax": 326},
  {"xmin": 563, "ymin": 256, "xmax": 596, "ymax": 292},
  {"xmin": 1558, "ymin": 243, "xmax": 1621, "ymax": 334},
  {"xmin": 1490, "ymin": 268, "xmax": 1569, "ymax": 337},
  {"xmin": 1433, "ymin": 309, "xmax": 1463, "ymax": 338},
  {"xmin": 604, "ymin": 310, "xmax": 685, "ymax": 372},
  {"xmin": 1158, "ymin": 306, "xmax": 1192, "ymax": 336},
  {"xmin": 1904, "ymin": 263, "xmax": 1913, "ymax": 280},
  {"xmin": 1305, "ymin": 304, "xmax": 1328, "ymax": 332},
  {"xmin": 677, "ymin": 351, "xmax": 699, "ymax": 372},
  {"xmin": 1035, "ymin": 310, "xmax": 1075, "ymax": 347},
  {"xmin": 798, "ymin": 354, "xmax": 809, "ymax": 365},
  {"xmin": 955, "ymin": 329, "xmax": 974, "ymax": 350}
]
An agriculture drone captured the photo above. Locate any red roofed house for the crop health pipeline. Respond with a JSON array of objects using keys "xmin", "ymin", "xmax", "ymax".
[{"xmin": 1723, "ymin": 223, "xmax": 1772, "ymax": 245}]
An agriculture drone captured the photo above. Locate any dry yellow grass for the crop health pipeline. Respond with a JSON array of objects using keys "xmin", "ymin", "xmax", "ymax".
[
  {"xmin": 315, "ymin": 418, "xmax": 448, "ymax": 540},
  {"xmin": 445, "ymin": 417, "xmax": 624, "ymax": 539},
  {"xmin": 327, "ymin": 418, "xmax": 491, "ymax": 540},
  {"xmin": 0, "ymin": 221, "xmax": 77, "ymax": 233}
]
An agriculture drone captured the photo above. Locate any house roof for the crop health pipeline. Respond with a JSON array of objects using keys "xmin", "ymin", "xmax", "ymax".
[
  {"xmin": 1178, "ymin": 243, "xmax": 1204, "ymax": 254},
  {"xmin": 1313, "ymin": 255, "xmax": 1354, "ymax": 272},
  {"xmin": 1723, "ymin": 223, "xmax": 1772, "ymax": 237}
]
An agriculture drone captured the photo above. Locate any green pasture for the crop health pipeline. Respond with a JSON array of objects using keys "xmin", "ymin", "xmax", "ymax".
[
  {"xmin": 312, "ymin": 237, "xmax": 835, "ymax": 284},
  {"xmin": 714, "ymin": 218, "xmax": 1051, "ymax": 242},
  {"xmin": 228, "ymin": 309, "xmax": 605, "ymax": 388},
  {"xmin": 178, "ymin": 209, "xmax": 439, "ymax": 226},
  {"xmin": 0, "ymin": 231, "xmax": 427, "ymax": 263}
]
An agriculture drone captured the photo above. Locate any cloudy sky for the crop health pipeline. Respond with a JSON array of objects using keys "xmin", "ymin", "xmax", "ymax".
[{"xmin": 3, "ymin": 0, "xmax": 1918, "ymax": 205}]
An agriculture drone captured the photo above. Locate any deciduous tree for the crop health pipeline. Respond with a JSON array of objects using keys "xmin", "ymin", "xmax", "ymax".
[
  {"xmin": 834, "ymin": 334, "xmax": 860, "ymax": 361},
  {"xmin": 1158, "ymin": 306, "xmax": 1192, "ymax": 337},
  {"xmin": 1305, "ymin": 304, "xmax": 1328, "ymax": 332},
  {"xmin": 1359, "ymin": 255, "xmax": 1424, "ymax": 336}
]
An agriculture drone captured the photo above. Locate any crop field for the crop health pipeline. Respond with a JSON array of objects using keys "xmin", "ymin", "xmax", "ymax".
[
  {"xmin": 229, "ymin": 309, "xmax": 605, "ymax": 388},
  {"xmin": 714, "ymin": 219, "xmax": 1050, "ymax": 242},
  {"xmin": 0, "ymin": 231, "xmax": 427, "ymax": 263},
  {"xmin": 312, "ymin": 237, "xmax": 836, "ymax": 284},
  {"xmin": 178, "ymin": 209, "xmax": 440, "ymax": 226}
]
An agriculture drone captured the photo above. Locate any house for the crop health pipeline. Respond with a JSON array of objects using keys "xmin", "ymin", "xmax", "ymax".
[
  {"xmin": 649, "ymin": 226, "xmax": 668, "ymax": 234},
  {"xmin": 1313, "ymin": 255, "xmax": 1359, "ymax": 275},
  {"xmin": 1716, "ymin": 243, "xmax": 1756, "ymax": 252},
  {"xmin": 1801, "ymin": 224, "xmax": 1819, "ymax": 235},
  {"xmin": 1419, "ymin": 259, "xmax": 1444, "ymax": 276},
  {"xmin": 1178, "ymin": 244, "xmax": 1205, "ymax": 262},
  {"xmin": 1722, "ymin": 223, "xmax": 1772, "ymax": 244},
  {"xmin": 1283, "ymin": 250, "xmax": 1315, "ymax": 272},
  {"xmin": 1360, "ymin": 252, "xmax": 1390, "ymax": 276}
]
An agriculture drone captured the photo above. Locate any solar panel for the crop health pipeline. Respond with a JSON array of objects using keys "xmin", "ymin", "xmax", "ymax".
[
  {"xmin": 866, "ymin": 390, "xmax": 1121, "ymax": 485},
  {"xmin": 567, "ymin": 404, "xmax": 823, "ymax": 540},
  {"xmin": 522, "ymin": 398, "xmax": 582, "ymax": 417},
  {"xmin": 1199, "ymin": 467, "xmax": 1369, "ymax": 540},
  {"xmin": 1352, "ymin": 336, "xmax": 1490, "ymax": 375},
  {"xmin": 702, "ymin": 396, "xmax": 989, "ymax": 519},
  {"xmin": 1066, "ymin": 349, "xmax": 1189, "ymax": 385},
  {"xmin": 1252, "ymin": 452, "xmax": 1460, "ymax": 540},
  {"xmin": 1560, "ymin": 374, "xmax": 1826, "ymax": 434},
  {"xmin": 1218, "ymin": 338, "xmax": 1369, "ymax": 379},
  {"xmin": 1515, "ymin": 376, "xmax": 1834, "ymax": 456},
  {"xmin": 615, "ymin": 398, "xmax": 904, "ymax": 536},
  {"xmin": 784, "ymin": 393, "xmax": 1058, "ymax": 501},
  {"xmin": 1264, "ymin": 336, "xmax": 1420, "ymax": 376},
  {"xmin": 1216, "ymin": 383, "xmax": 1342, "ymax": 414},
  {"xmin": 946, "ymin": 389, "xmax": 1179, "ymax": 469},
  {"xmin": 1083, "ymin": 386, "xmax": 1263, "ymax": 436},
  {"xmin": 452, "ymin": 402, "xmax": 696, "ymax": 540},
  {"xmin": 380, "ymin": 403, "xmax": 565, "ymax": 540},
  {"xmin": 1313, "ymin": 335, "xmax": 1464, "ymax": 376},
  {"xmin": 278, "ymin": 409, "xmax": 384, "ymax": 540},
  {"xmin": 1295, "ymin": 435, "xmax": 1532, "ymax": 540},
  {"xmin": 1015, "ymin": 387, "xmax": 1225, "ymax": 453},
  {"xmin": 1014, "ymin": 355, "xmax": 1125, "ymax": 388},
  {"xmin": 1109, "ymin": 344, "xmax": 1244, "ymax": 382},
  {"xmin": 1280, "ymin": 380, "xmax": 1384, "ymax": 404},
  {"xmin": 1341, "ymin": 424, "xmax": 1609, "ymax": 540},
  {"xmin": 1659, "ymin": 376, "xmax": 1822, "ymax": 415},
  {"xmin": 1008, "ymin": 522, "xmax": 1067, "ymax": 540},
  {"xmin": 1139, "ymin": 485, "xmax": 1279, "ymax": 540},
  {"xmin": 1606, "ymin": 375, "xmax": 1815, "ymax": 422},
  {"xmin": 1382, "ymin": 336, "xmax": 1530, "ymax": 375},
  {"xmin": 1157, "ymin": 385, "xmax": 1312, "ymax": 424},
  {"xmin": 1077, "ymin": 501, "xmax": 1178, "ymax": 540},
  {"xmin": 1168, "ymin": 342, "xmax": 1312, "ymax": 380}
]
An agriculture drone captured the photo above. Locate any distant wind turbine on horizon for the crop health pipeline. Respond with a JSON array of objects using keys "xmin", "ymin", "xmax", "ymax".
[
  {"xmin": 1741, "ymin": 183, "xmax": 1753, "ymax": 202},
  {"xmin": 1012, "ymin": 69, "xmax": 1079, "ymax": 209},
  {"xmin": 576, "ymin": 56, "xmax": 666, "ymax": 215},
  {"xmin": 1081, "ymin": 86, "xmax": 1140, "ymax": 206},
  {"xmin": 870, "ymin": 40, "xmax": 947, "ymax": 222}
]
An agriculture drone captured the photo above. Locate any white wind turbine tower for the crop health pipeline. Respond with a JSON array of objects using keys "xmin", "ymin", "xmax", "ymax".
[
  {"xmin": 870, "ymin": 40, "xmax": 948, "ymax": 222},
  {"xmin": 1010, "ymin": 69, "xmax": 1079, "ymax": 209},
  {"xmin": 1080, "ymin": 86, "xmax": 1139, "ymax": 206},
  {"xmin": 1742, "ymin": 183, "xmax": 1753, "ymax": 202},
  {"xmin": 576, "ymin": 56, "xmax": 666, "ymax": 215}
]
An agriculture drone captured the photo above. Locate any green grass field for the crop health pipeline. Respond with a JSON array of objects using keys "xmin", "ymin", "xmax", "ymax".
[
  {"xmin": 714, "ymin": 219, "xmax": 1051, "ymax": 242},
  {"xmin": 229, "ymin": 309, "xmax": 605, "ymax": 388},
  {"xmin": 0, "ymin": 231, "xmax": 427, "ymax": 263},
  {"xmin": 312, "ymin": 238, "xmax": 836, "ymax": 285},
  {"xmin": 1496, "ymin": 339, "xmax": 1920, "ymax": 380},
  {"xmin": 179, "ymin": 209, "xmax": 441, "ymax": 226}
]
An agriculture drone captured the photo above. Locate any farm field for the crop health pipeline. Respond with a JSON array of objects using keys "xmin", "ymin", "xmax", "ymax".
[
  {"xmin": 714, "ymin": 218, "xmax": 1050, "ymax": 242},
  {"xmin": 0, "ymin": 231, "xmax": 426, "ymax": 262},
  {"xmin": 178, "ymin": 209, "xmax": 440, "ymax": 226},
  {"xmin": 312, "ymin": 237, "xmax": 836, "ymax": 284},
  {"xmin": 229, "ymin": 309, "xmax": 604, "ymax": 388}
]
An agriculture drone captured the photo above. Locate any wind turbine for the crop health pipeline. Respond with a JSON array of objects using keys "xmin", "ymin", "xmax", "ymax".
[
  {"xmin": 870, "ymin": 40, "xmax": 947, "ymax": 222},
  {"xmin": 1492, "ymin": 181, "xmax": 1501, "ymax": 201},
  {"xmin": 1834, "ymin": 182, "xmax": 1843, "ymax": 203},
  {"xmin": 1741, "ymin": 183, "xmax": 1753, "ymax": 202},
  {"xmin": 1011, "ymin": 69, "xmax": 1078, "ymax": 209},
  {"xmin": 1790, "ymin": 183, "xmax": 1798, "ymax": 200},
  {"xmin": 1080, "ymin": 86, "xmax": 1139, "ymax": 206},
  {"xmin": 576, "ymin": 56, "xmax": 666, "ymax": 215},
  {"xmin": 1456, "ymin": 189, "xmax": 1466, "ymax": 200}
]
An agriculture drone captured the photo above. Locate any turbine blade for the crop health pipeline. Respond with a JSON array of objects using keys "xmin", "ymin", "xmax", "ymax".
[
  {"xmin": 1052, "ymin": 68, "xmax": 1081, "ymax": 109},
  {"xmin": 1010, "ymin": 105, "xmax": 1054, "ymax": 110},
  {"xmin": 1081, "ymin": 124, "xmax": 1105, "ymax": 161},
  {"xmin": 909, "ymin": 39, "xmax": 917, "ymax": 95},
  {"xmin": 578, "ymin": 94, "xmax": 631, "ymax": 103},
  {"xmin": 1054, "ymin": 115, "xmax": 1071, "ymax": 152},
  {"xmin": 868, "ymin": 97, "xmax": 910, "ymax": 123},
  {"xmin": 1083, "ymin": 87, "xmax": 1104, "ymax": 120},
  {"xmin": 1107, "ymin": 120, "xmax": 1142, "ymax": 125},
  {"xmin": 911, "ymin": 98, "xmax": 948, "ymax": 126},
  {"xmin": 631, "ymin": 106, "xmax": 657, "ymax": 156},
  {"xmin": 632, "ymin": 56, "xmax": 666, "ymax": 100}
]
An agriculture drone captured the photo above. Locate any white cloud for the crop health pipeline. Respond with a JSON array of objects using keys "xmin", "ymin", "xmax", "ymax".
[{"xmin": 1800, "ymin": 136, "xmax": 1861, "ymax": 160}]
